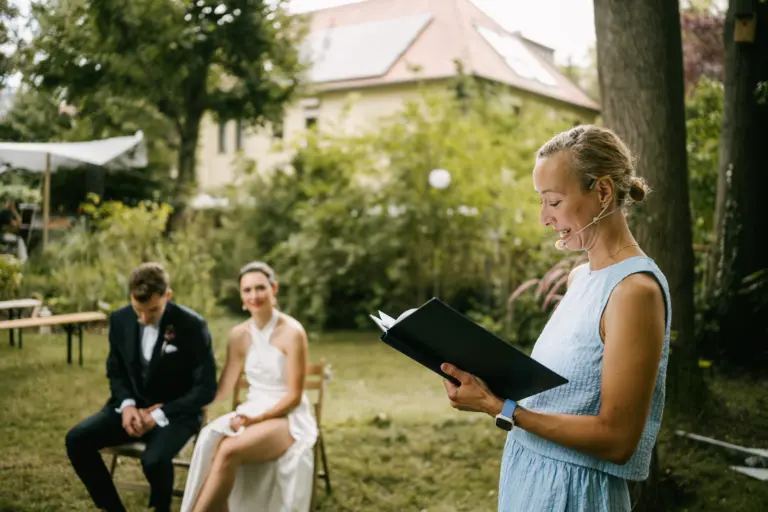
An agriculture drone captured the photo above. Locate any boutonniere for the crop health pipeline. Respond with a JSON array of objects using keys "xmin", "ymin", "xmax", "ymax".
[{"xmin": 161, "ymin": 325, "xmax": 177, "ymax": 354}]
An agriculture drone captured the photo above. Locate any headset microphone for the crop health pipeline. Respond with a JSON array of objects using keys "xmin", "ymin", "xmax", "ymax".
[{"xmin": 552, "ymin": 202, "xmax": 620, "ymax": 252}]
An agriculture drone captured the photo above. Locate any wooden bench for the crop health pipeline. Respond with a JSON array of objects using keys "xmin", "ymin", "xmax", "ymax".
[
  {"xmin": 0, "ymin": 311, "xmax": 107, "ymax": 365},
  {"xmin": 0, "ymin": 298, "xmax": 42, "ymax": 348}
]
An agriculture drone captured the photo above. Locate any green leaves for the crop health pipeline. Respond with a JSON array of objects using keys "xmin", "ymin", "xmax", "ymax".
[
  {"xmin": 27, "ymin": 196, "xmax": 219, "ymax": 317},
  {"xmin": 20, "ymin": 0, "xmax": 308, "ymax": 195},
  {"xmin": 685, "ymin": 76, "xmax": 723, "ymax": 247},
  {"xmin": 213, "ymin": 79, "xmax": 572, "ymax": 330},
  {"xmin": 0, "ymin": 255, "xmax": 23, "ymax": 301}
]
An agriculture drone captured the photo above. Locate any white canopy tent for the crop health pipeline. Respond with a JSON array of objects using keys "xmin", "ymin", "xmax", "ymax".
[
  {"xmin": 189, "ymin": 192, "xmax": 229, "ymax": 210},
  {"xmin": 0, "ymin": 131, "xmax": 147, "ymax": 247}
]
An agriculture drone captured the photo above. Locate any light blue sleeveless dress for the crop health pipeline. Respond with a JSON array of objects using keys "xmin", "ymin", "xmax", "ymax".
[{"xmin": 498, "ymin": 256, "xmax": 671, "ymax": 511}]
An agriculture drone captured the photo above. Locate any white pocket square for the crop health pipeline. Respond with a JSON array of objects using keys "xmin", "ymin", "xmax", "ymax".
[{"xmin": 163, "ymin": 344, "xmax": 178, "ymax": 354}]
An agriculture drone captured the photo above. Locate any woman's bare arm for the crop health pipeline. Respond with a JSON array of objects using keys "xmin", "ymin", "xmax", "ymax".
[
  {"xmin": 444, "ymin": 273, "xmax": 666, "ymax": 465},
  {"xmin": 212, "ymin": 324, "xmax": 250, "ymax": 404}
]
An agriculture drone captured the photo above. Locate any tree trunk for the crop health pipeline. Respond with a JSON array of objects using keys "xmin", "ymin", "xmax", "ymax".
[
  {"xmin": 175, "ymin": 120, "xmax": 201, "ymax": 201},
  {"xmin": 707, "ymin": 0, "xmax": 768, "ymax": 372},
  {"xmin": 594, "ymin": 0, "xmax": 702, "ymax": 509},
  {"xmin": 169, "ymin": 117, "xmax": 203, "ymax": 230}
]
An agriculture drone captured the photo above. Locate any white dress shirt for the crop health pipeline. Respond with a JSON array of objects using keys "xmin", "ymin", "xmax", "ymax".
[{"xmin": 115, "ymin": 321, "xmax": 169, "ymax": 427}]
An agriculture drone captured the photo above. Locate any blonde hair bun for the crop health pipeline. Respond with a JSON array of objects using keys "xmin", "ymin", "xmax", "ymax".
[{"xmin": 628, "ymin": 176, "xmax": 650, "ymax": 203}]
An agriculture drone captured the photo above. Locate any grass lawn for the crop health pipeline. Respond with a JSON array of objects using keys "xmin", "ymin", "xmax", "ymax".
[{"xmin": 0, "ymin": 315, "xmax": 767, "ymax": 511}]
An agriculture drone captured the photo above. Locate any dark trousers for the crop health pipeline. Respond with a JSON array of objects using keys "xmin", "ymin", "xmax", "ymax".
[{"xmin": 65, "ymin": 406, "xmax": 197, "ymax": 512}]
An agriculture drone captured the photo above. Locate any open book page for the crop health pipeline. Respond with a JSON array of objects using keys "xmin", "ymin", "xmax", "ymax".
[
  {"xmin": 370, "ymin": 315, "xmax": 388, "ymax": 332},
  {"xmin": 369, "ymin": 308, "xmax": 418, "ymax": 332},
  {"xmin": 378, "ymin": 311, "xmax": 396, "ymax": 327}
]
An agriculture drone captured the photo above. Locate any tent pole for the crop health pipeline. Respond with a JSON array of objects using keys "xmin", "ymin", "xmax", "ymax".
[{"xmin": 43, "ymin": 152, "xmax": 50, "ymax": 249}]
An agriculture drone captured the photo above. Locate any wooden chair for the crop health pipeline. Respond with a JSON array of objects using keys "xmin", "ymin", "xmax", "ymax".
[
  {"xmin": 101, "ymin": 409, "xmax": 207, "ymax": 498},
  {"xmin": 231, "ymin": 359, "xmax": 332, "ymax": 511},
  {"xmin": 103, "ymin": 360, "xmax": 331, "ymax": 506}
]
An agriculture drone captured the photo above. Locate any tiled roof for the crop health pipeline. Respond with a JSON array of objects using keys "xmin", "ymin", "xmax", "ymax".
[{"xmin": 300, "ymin": 0, "xmax": 600, "ymax": 112}]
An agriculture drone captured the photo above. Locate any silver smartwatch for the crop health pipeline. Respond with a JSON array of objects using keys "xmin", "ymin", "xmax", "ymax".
[{"xmin": 495, "ymin": 399, "xmax": 517, "ymax": 431}]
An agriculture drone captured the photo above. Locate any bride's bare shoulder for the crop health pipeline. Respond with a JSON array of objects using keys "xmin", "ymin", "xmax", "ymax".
[
  {"xmin": 277, "ymin": 312, "xmax": 308, "ymax": 342},
  {"xmin": 227, "ymin": 321, "xmax": 251, "ymax": 353},
  {"xmin": 229, "ymin": 319, "xmax": 251, "ymax": 337}
]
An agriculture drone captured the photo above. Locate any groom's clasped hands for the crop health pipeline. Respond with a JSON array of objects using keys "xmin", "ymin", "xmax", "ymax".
[{"xmin": 121, "ymin": 403, "xmax": 164, "ymax": 437}]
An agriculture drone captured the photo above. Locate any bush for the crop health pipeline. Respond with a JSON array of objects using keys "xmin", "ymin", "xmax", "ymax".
[
  {"xmin": 685, "ymin": 76, "xmax": 722, "ymax": 248},
  {"xmin": 507, "ymin": 254, "xmax": 588, "ymax": 347},
  {"xmin": 213, "ymin": 79, "xmax": 571, "ymax": 332},
  {"xmin": 0, "ymin": 183, "xmax": 42, "ymax": 205},
  {"xmin": 0, "ymin": 255, "xmax": 23, "ymax": 300},
  {"xmin": 26, "ymin": 196, "xmax": 220, "ymax": 318}
]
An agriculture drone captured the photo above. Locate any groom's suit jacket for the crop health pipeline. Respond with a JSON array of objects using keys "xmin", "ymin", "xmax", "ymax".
[{"xmin": 104, "ymin": 301, "xmax": 217, "ymax": 428}]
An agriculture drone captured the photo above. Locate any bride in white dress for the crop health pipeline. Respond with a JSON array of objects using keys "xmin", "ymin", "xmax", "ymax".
[{"xmin": 181, "ymin": 261, "xmax": 318, "ymax": 512}]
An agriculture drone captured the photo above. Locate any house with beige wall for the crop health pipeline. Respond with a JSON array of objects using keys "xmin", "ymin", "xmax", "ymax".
[{"xmin": 196, "ymin": 0, "xmax": 600, "ymax": 193}]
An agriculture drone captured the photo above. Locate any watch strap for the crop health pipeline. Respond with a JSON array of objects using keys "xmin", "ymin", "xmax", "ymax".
[
  {"xmin": 501, "ymin": 399, "xmax": 517, "ymax": 419},
  {"xmin": 495, "ymin": 399, "xmax": 517, "ymax": 431}
]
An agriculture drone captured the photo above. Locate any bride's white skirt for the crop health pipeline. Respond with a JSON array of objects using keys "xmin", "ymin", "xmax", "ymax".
[{"xmin": 180, "ymin": 396, "xmax": 318, "ymax": 512}]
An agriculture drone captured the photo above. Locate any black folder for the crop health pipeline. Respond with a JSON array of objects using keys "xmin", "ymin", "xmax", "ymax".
[{"xmin": 371, "ymin": 297, "xmax": 568, "ymax": 401}]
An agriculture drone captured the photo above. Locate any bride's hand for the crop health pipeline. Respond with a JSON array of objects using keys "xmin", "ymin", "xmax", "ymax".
[{"xmin": 229, "ymin": 414, "xmax": 247, "ymax": 431}]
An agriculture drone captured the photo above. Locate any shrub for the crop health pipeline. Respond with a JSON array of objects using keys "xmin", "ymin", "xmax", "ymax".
[
  {"xmin": 507, "ymin": 254, "xmax": 588, "ymax": 346},
  {"xmin": 214, "ymin": 80, "xmax": 570, "ymax": 331},
  {"xmin": 27, "ymin": 196, "xmax": 220, "ymax": 318},
  {"xmin": 0, "ymin": 255, "xmax": 23, "ymax": 300}
]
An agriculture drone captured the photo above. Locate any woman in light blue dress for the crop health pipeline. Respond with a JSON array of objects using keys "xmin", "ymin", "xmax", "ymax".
[{"xmin": 441, "ymin": 125, "xmax": 670, "ymax": 511}]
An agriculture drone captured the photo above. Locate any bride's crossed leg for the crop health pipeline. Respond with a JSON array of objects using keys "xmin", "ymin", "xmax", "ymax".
[{"xmin": 191, "ymin": 417, "xmax": 295, "ymax": 512}]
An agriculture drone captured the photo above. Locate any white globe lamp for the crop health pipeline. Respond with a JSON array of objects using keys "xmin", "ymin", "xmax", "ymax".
[{"xmin": 429, "ymin": 168, "xmax": 451, "ymax": 189}]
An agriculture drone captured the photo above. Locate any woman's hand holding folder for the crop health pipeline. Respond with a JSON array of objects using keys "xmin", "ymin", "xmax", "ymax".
[{"xmin": 441, "ymin": 363, "xmax": 504, "ymax": 416}]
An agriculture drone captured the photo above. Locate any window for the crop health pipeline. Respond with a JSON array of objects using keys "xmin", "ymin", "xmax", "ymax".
[
  {"xmin": 303, "ymin": 105, "xmax": 320, "ymax": 130},
  {"xmin": 299, "ymin": 98, "xmax": 320, "ymax": 130},
  {"xmin": 218, "ymin": 120, "xmax": 227, "ymax": 154},
  {"xmin": 272, "ymin": 119, "xmax": 284, "ymax": 140},
  {"xmin": 236, "ymin": 119, "xmax": 243, "ymax": 151},
  {"xmin": 301, "ymin": 98, "xmax": 320, "ymax": 130}
]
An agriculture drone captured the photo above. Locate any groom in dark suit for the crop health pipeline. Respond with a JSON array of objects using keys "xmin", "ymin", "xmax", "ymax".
[{"xmin": 65, "ymin": 262, "xmax": 217, "ymax": 512}]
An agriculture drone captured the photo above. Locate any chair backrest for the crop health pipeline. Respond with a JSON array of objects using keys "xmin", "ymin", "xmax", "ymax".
[{"xmin": 231, "ymin": 358, "xmax": 328, "ymax": 425}]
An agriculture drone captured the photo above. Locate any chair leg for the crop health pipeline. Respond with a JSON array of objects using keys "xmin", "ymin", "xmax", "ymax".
[
  {"xmin": 310, "ymin": 440, "xmax": 319, "ymax": 510},
  {"xmin": 319, "ymin": 432, "xmax": 331, "ymax": 493},
  {"xmin": 109, "ymin": 454, "xmax": 118, "ymax": 477},
  {"xmin": 65, "ymin": 326, "xmax": 73, "ymax": 364},
  {"xmin": 8, "ymin": 309, "xmax": 14, "ymax": 348},
  {"xmin": 310, "ymin": 477, "xmax": 317, "ymax": 511},
  {"xmin": 78, "ymin": 323, "xmax": 83, "ymax": 366}
]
